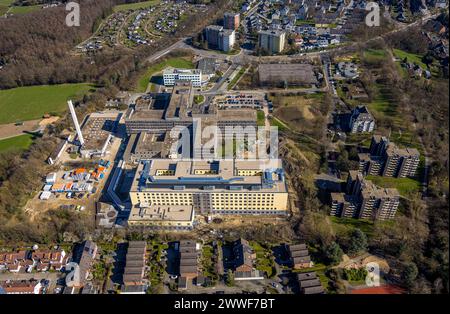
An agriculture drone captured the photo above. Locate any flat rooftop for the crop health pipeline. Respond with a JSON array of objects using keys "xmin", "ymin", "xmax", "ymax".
[
  {"xmin": 128, "ymin": 205, "xmax": 194, "ymax": 223},
  {"xmin": 81, "ymin": 111, "xmax": 120, "ymax": 150},
  {"xmin": 131, "ymin": 159, "xmax": 287, "ymax": 193}
]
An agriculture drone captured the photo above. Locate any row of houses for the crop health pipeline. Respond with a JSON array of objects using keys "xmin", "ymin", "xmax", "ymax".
[
  {"xmin": 121, "ymin": 241, "xmax": 148, "ymax": 294},
  {"xmin": 0, "ymin": 279, "xmax": 45, "ymax": 294},
  {"xmin": 0, "ymin": 248, "xmax": 67, "ymax": 273}
]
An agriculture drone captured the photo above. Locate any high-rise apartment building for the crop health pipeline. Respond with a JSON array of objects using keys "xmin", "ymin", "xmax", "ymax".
[
  {"xmin": 257, "ymin": 30, "xmax": 286, "ymax": 54},
  {"xmin": 330, "ymin": 170, "xmax": 400, "ymax": 220},
  {"xmin": 359, "ymin": 136, "xmax": 420, "ymax": 178},
  {"xmin": 205, "ymin": 25, "xmax": 236, "ymax": 52},
  {"xmin": 224, "ymin": 12, "xmax": 240, "ymax": 30}
]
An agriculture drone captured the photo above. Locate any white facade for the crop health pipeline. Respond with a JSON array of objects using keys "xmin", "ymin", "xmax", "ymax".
[
  {"xmin": 163, "ymin": 68, "xmax": 203, "ymax": 87},
  {"xmin": 351, "ymin": 120, "xmax": 375, "ymax": 133},
  {"xmin": 68, "ymin": 100, "xmax": 85, "ymax": 146},
  {"xmin": 221, "ymin": 30, "xmax": 236, "ymax": 52}
]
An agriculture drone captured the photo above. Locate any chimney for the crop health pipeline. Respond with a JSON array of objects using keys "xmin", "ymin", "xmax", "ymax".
[{"xmin": 67, "ymin": 100, "xmax": 85, "ymax": 146}]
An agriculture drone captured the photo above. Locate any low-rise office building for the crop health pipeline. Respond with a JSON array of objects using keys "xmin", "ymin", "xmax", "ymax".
[
  {"xmin": 128, "ymin": 204, "xmax": 195, "ymax": 230},
  {"xmin": 124, "ymin": 81, "xmax": 257, "ymax": 137},
  {"xmin": 163, "ymin": 68, "xmax": 204, "ymax": 87}
]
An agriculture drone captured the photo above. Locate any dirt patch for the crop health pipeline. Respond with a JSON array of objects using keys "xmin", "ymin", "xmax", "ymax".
[
  {"xmin": 39, "ymin": 116, "xmax": 60, "ymax": 127},
  {"xmin": 0, "ymin": 120, "xmax": 40, "ymax": 140},
  {"xmin": 0, "ymin": 116, "xmax": 60, "ymax": 140}
]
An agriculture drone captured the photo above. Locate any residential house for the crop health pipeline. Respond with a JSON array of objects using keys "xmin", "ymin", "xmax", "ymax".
[
  {"xmin": 0, "ymin": 250, "xmax": 30, "ymax": 273},
  {"xmin": 31, "ymin": 248, "xmax": 67, "ymax": 272},
  {"xmin": 0, "ymin": 280, "xmax": 43, "ymax": 294},
  {"xmin": 123, "ymin": 241, "xmax": 147, "ymax": 286},
  {"xmin": 287, "ymin": 244, "xmax": 313, "ymax": 269},
  {"xmin": 179, "ymin": 240, "xmax": 199, "ymax": 279},
  {"xmin": 68, "ymin": 241, "xmax": 98, "ymax": 288}
]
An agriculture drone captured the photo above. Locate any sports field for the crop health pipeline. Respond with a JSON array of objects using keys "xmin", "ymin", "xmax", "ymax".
[{"xmin": 0, "ymin": 83, "xmax": 96, "ymax": 125}]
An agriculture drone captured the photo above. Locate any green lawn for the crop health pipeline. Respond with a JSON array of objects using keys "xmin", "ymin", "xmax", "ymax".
[
  {"xmin": 366, "ymin": 175, "xmax": 421, "ymax": 198},
  {"xmin": 330, "ymin": 216, "xmax": 375, "ymax": 237},
  {"xmin": 250, "ymin": 241, "xmax": 276, "ymax": 278},
  {"xmin": 114, "ymin": 0, "xmax": 160, "ymax": 12},
  {"xmin": 257, "ymin": 110, "xmax": 265, "ymax": 127},
  {"xmin": 136, "ymin": 57, "xmax": 194, "ymax": 92},
  {"xmin": 0, "ymin": 134, "xmax": 35, "ymax": 153},
  {"xmin": 392, "ymin": 49, "xmax": 426, "ymax": 69},
  {"xmin": 0, "ymin": 83, "xmax": 96, "ymax": 125},
  {"xmin": 364, "ymin": 49, "xmax": 387, "ymax": 59},
  {"xmin": 194, "ymin": 95, "xmax": 205, "ymax": 105},
  {"xmin": 227, "ymin": 66, "xmax": 247, "ymax": 90},
  {"xmin": 269, "ymin": 116, "xmax": 289, "ymax": 132},
  {"xmin": 0, "ymin": 0, "xmax": 13, "ymax": 15},
  {"xmin": 9, "ymin": 4, "xmax": 41, "ymax": 14}
]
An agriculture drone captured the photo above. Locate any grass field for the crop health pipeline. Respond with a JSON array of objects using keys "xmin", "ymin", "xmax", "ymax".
[
  {"xmin": 257, "ymin": 110, "xmax": 265, "ymax": 127},
  {"xmin": 0, "ymin": 134, "xmax": 35, "ymax": 153},
  {"xmin": 0, "ymin": 83, "xmax": 96, "ymax": 125},
  {"xmin": 269, "ymin": 116, "xmax": 289, "ymax": 132},
  {"xmin": 114, "ymin": 0, "xmax": 160, "ymax": 12},
  {"xmin": 9, "ymin": 4, "xmax": 41, "ymax": 14},
  {"xmin": 330, "ymin": 216, "xmax": 375, "ymax": 237},
  {"xmin": 366, "ymin": 175, "xmax": 421, "ymax": 198},
  {"xmin": 136, "ymin": 57, "xmax": 194, "ymax": 92},
  {"xmin": 0, "ymin": 0, "xmax": 13, "ymax": 15},
  {"xmin": 392, "ymin": 49, "xmax": 426, "ymax": 69},
  {"xmin": 363, "ymin": 49, "xmax": 387, "ymax": 61}
]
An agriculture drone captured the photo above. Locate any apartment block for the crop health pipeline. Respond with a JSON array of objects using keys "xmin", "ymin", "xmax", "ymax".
[
  {"xmin": 349, "ymin": 105, "xmax": 375, "ymax": 133},
  {"xmin": 358, "ymin": 136, "xmax": 420, "ymax": 178},
  {"xmin": 224, "ymin": 12, "xmax": 240, "ymax": 30},
  {"xmin": 382, "ymin": 144, "xmax": 420, "ymax": 178},
  {"xmin": 205, "ymin": 25, "xmax": 236, "ymax": 52},
  {"xmin": 257, "ymin": 30, "xmax": 286, "ymax": 54},
  {"xmin": 330, "ymin": 171, "xmax": 400, "ymax": 220}
]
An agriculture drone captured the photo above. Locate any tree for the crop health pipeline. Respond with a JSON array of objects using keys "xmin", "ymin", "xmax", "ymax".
[
  {"xmin": 323, "ymin": 242, "xmax": 344, "ymax": 265},
  {"xmin": 348, "ymin": 228, "xmax": 368, "ymax": 256},
  {"xmin": 225, "ymin": 269, "xmax": 234, "ymax": 287},
  {"xmin": 401, "ymin": 262, "xmax": 419, "ymax": 287}
]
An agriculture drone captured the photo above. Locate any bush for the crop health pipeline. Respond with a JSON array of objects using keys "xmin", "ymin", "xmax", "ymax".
[{"xmin": 343, "ymin": 268, "xmax": 368, "ymax": 282}]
